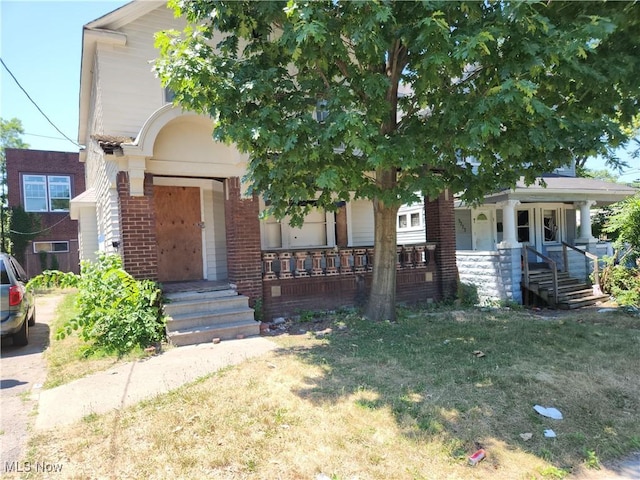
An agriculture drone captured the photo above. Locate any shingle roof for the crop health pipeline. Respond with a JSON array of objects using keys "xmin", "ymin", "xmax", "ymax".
[{"xmin": 483, "ymin": 174, "xmax": 637, "ymax": 205}]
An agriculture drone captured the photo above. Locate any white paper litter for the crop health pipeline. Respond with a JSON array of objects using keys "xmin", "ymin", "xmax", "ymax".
[
  {"xmin": 544, "ymin": 429, "xmax": 557, "ymax": 438},
  {"xmin": 534, "ymin": 405, "xmax": 563, "ymax": 420}
]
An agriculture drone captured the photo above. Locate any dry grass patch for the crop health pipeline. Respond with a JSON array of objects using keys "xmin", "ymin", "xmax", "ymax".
[{"xmin": 27, "ymin": 306, "xmax": 640, "ymax": 479}]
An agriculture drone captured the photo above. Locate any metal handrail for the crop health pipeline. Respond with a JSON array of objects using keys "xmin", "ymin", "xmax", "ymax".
[
  {"xmin": 561, "ymin": 242, "xmax": 600, "ymax": 290},
  {"xmin": 522, "ymin": 243, "xmax": 558, "ymax": 306}
]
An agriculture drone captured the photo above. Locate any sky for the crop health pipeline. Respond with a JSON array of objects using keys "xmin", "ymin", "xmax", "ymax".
[
  {"xmin": 0, "ymin": 0, "xmax": 638, "ymax": 183},
  {"xmin": 1, "ymin": 0, "xmax": 128, "ymax": 150}
]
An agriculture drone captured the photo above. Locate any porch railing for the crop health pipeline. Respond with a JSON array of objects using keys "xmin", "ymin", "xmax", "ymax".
[
  {"xmin": 262, "ymin": 243, "xmax": 437, "ymax": 280},
  {"xmin": 522, "ymin": 243, "xmax": 559, "ymax": 306},
  {"xmin": 561, "ymin": 241, "xmax": 601, "ymax": 292}
]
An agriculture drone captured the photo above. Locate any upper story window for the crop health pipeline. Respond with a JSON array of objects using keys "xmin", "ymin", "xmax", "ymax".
[
  {"xmin": 23, "ymin": 175, "xmax": 71, "ymax": 212},
  {"xmin": 398, "ymin": 212, "xmax": 422, "ymax": 230}
]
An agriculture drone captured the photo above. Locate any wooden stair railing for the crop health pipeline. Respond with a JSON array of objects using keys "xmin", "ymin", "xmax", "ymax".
[
  {"xmin": 561, "ymin": 242, "xmax": 601, "ymax": 294},
  {"xmin": 522, "ymin": 243, "xmax": 558, "ymax": 307}
]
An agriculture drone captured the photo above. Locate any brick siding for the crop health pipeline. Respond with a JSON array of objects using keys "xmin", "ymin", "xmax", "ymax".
[
  {"xmin": 5, "ymin": 148, "xmax": 84, "ymax": 275},
  {"xmin": 224, "ymin": 177, "xmax": 263, "ymax": 303},
  {"xmin": 425, "ymin": 190, "xmax": 459, "ymax": 299},
  {"xmin": 262, "ymin": 267, "xmax": 440, "ymax": 321},
  {"xmin": 116, "ymin": 172, "xmax": 158, "ymax": 280}
]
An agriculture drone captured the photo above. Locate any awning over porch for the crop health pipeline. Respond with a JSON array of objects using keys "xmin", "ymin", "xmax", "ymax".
[{"xmin": 482, "ymin": 174, "xmax": 636, "ymax": 205}]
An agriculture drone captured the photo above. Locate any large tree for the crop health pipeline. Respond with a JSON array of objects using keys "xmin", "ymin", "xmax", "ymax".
[
  {"xmin": 156, "ymin": 1, "xmax": 639, "ymax": 321},
  {"xmin": 1, "ymin": 118, "xmax": 29, "ymax": 253}
]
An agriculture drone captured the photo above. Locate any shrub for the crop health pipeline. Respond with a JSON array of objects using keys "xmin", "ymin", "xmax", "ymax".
[
  {"xmin": 600, "ymin": 263, "xmax": 640, "ymax": 308},
  {"xmin": 28, "ymin": 253, "xmax": 166, "ymax": 356},
  {"xmin": 456, "ymin": 281, "xmax": 479, "ymax": 307}
]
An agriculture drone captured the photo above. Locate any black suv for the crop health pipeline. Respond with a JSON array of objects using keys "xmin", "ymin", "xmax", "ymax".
[{"xmin": 1, "ymin": 253, "xmax": 35, "ymax": 346}]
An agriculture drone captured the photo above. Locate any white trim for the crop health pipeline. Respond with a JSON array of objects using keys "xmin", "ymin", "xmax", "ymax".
[{"xmin": 123, "ymin": 104, "xmax": 189, "ymax": 157}]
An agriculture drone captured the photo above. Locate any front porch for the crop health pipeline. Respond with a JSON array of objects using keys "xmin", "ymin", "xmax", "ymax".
[
  {"xmin": 260, "ymin": 243, "xmax": 440, "ymax": 320},
  {"xmin": 160, "ymin": 243, "xmax": 442, "ymax": 346},
  {"xmin": 454, "ymin": 174, "xmax": 636, "ymax": 307},
  {"xmin": 456, "ymin": 241, "xmax": 611, "ymax": 308}
]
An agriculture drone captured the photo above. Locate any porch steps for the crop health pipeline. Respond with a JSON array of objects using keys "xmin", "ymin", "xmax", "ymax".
[
  {"xmin": 524, "ymin": 269, "xmax": 609, "ymax": 309},
  {"xmin": 163, "ymin": 289, "xmax": 259, "ymax": 346}
]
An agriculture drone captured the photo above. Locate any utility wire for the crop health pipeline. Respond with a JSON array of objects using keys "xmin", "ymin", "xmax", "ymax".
[
  {"xmin": 24, "ymin": 132, "xmax": 74, "ymax": 141},
  {"xmin": 9, "ymin": 214, "xmax": 72, "ymax": 236},
  {"xmin": 0, "ymin": 57, "xmax": 81, "ymax": 149}
]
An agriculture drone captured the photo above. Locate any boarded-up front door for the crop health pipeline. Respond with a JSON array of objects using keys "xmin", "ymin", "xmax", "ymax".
[{"xmin": 154, "ymin": 186, "xmax": 203, "ymax": 282}]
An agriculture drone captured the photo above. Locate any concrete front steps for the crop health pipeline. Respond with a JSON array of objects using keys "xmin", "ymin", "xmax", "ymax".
[{"xmin": 163, "ymin": 289, "xmax": 259, "ymax": 346}]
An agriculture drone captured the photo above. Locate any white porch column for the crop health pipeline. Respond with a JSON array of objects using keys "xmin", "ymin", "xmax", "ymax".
[
  {"xmin": 575, "ymin": 200, "xmax": 597, "ymax": 243},
  {"xmin": 119, "ymin": 155, "xmax": 148, "ymax": 196},
  {"xmin": 497, "ymin": 199, "xmax": 520, "ymax": 248}
]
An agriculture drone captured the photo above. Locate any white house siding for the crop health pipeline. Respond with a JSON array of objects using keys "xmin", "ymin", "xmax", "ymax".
[
  {"xmin": 397, "ymin": 228, "xmax": 425, "ymax": 245},
  {"xmin": 347, "ymin": 199, "xmax": 374, "ymax": 246},
  {"xmin": 147, "ymin": 115, "xmax": 245, "ymax": 178},
  {"xmin": 95, "ymin": 5, "xmax": 185, "ymax": 138},
  {"xmin": 82, "ymin": 137, "xmax": 121, "ymax": 256},
  {"xmin": 81, "ymin": 46, "xmax": 123, "ymax": 259},
  {"xmin": 455, "ymin": 210, "xmax": 473, "ymax": 250},
  {"xmin": 78, "ymin": 207, "xmax": 99, "ymax": 263},
  {"xmin": 397, "ymin": 202, "xmax": 426, "ymax": 245}
]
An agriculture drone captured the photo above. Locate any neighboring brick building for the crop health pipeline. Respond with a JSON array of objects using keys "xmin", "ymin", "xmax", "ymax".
[{"xmin": 5, "ymin": 148, "xmax": 84, "ymax": 276}]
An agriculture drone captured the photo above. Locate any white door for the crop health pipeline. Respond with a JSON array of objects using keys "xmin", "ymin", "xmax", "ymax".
[{"xmin": 473, "ymin": 209, "xmax": 494, "ymax": 250}]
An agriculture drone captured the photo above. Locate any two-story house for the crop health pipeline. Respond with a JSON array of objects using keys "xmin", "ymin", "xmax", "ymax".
[
  {"xmin": 5, "ymin": 148, "xmax": 85, "ymax": 276},
  {"xmin": 70, "ymin": 0, "xmax": 457, "ymax": 345}
]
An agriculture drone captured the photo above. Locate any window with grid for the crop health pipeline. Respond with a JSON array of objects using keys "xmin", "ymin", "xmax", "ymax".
[{"xmin": 23, "ymin": 175, "xmax": 71, "ymax": 212}]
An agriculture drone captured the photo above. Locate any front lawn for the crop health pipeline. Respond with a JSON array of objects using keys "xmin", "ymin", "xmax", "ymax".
[{"xmin": 28, "ymin": 305, "xmax": 639, "ymax": 479}]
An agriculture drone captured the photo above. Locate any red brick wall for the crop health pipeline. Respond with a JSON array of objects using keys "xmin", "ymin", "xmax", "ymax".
[
  {"xmin": 5, "ymin": 148, "xmax": 84, "ymax": 275},
  {"xmin": 117, "ymin": 172, "xmax": 158, "ymax": 280},
  {"xmin": 262, "ymin": 268, "xmax": 440, "ymax": 320},
  {"xmin": 425, "ymin": 190, "xmax": 459, "ymax": 299},
  {"xmin": 224, "ymin": 177, "xmax": 263, "ymax": 302}
]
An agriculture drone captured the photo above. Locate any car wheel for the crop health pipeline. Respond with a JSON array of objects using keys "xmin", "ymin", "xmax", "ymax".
[
  {"xmin": 28, "ymin": 306, "xmax": 36, "ymax": 326},
  {"xmin": 13, "ymin": 318, "xmax": 29, "ymax": 346}
]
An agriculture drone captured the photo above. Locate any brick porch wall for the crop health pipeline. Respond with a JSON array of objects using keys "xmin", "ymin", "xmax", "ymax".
[
  {"xmin": 116, "ymin": 172, "xmax": 158, "ymax": 280},
  {"xmin": 224, "ymin": 177, "xmax": 263, "ymax": 303},
  {"xmin": 262, "ymin": 268, "xmax": 440, "ymax": 321},
  {"xmin": 425, "ymin": 190, "xmax": 459, "ymax": 299}
]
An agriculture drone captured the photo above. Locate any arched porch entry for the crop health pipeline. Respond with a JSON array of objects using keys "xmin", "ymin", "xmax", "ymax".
[{"xmin": 121, "ymin": 105, "xmax": 249, "ymax": 283}]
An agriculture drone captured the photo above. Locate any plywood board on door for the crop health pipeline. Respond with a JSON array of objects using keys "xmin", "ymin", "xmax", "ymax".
[{"xmin": 154, "ymin": 185, "xmax": 203, "ymax": 282}]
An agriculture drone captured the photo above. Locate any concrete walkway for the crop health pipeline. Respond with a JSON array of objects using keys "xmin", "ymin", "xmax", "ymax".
[{"xmin": 35, "ymin": 336, "xmax": 277, "ymax": 430}]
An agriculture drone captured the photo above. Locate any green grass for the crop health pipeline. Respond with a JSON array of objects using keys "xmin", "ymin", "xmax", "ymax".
[
  {"xmin": 28, "ymin": 303, "xmax": 640, "ymax": 479},
  {"xmin": 43, "ymin": 292, "xmax": 153, "ymax": 388}
]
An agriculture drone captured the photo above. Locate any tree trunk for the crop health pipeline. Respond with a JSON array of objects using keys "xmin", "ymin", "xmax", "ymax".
[{"xmin": 364, "ymin": 195, "xmax": 400, "ymax": 322}]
